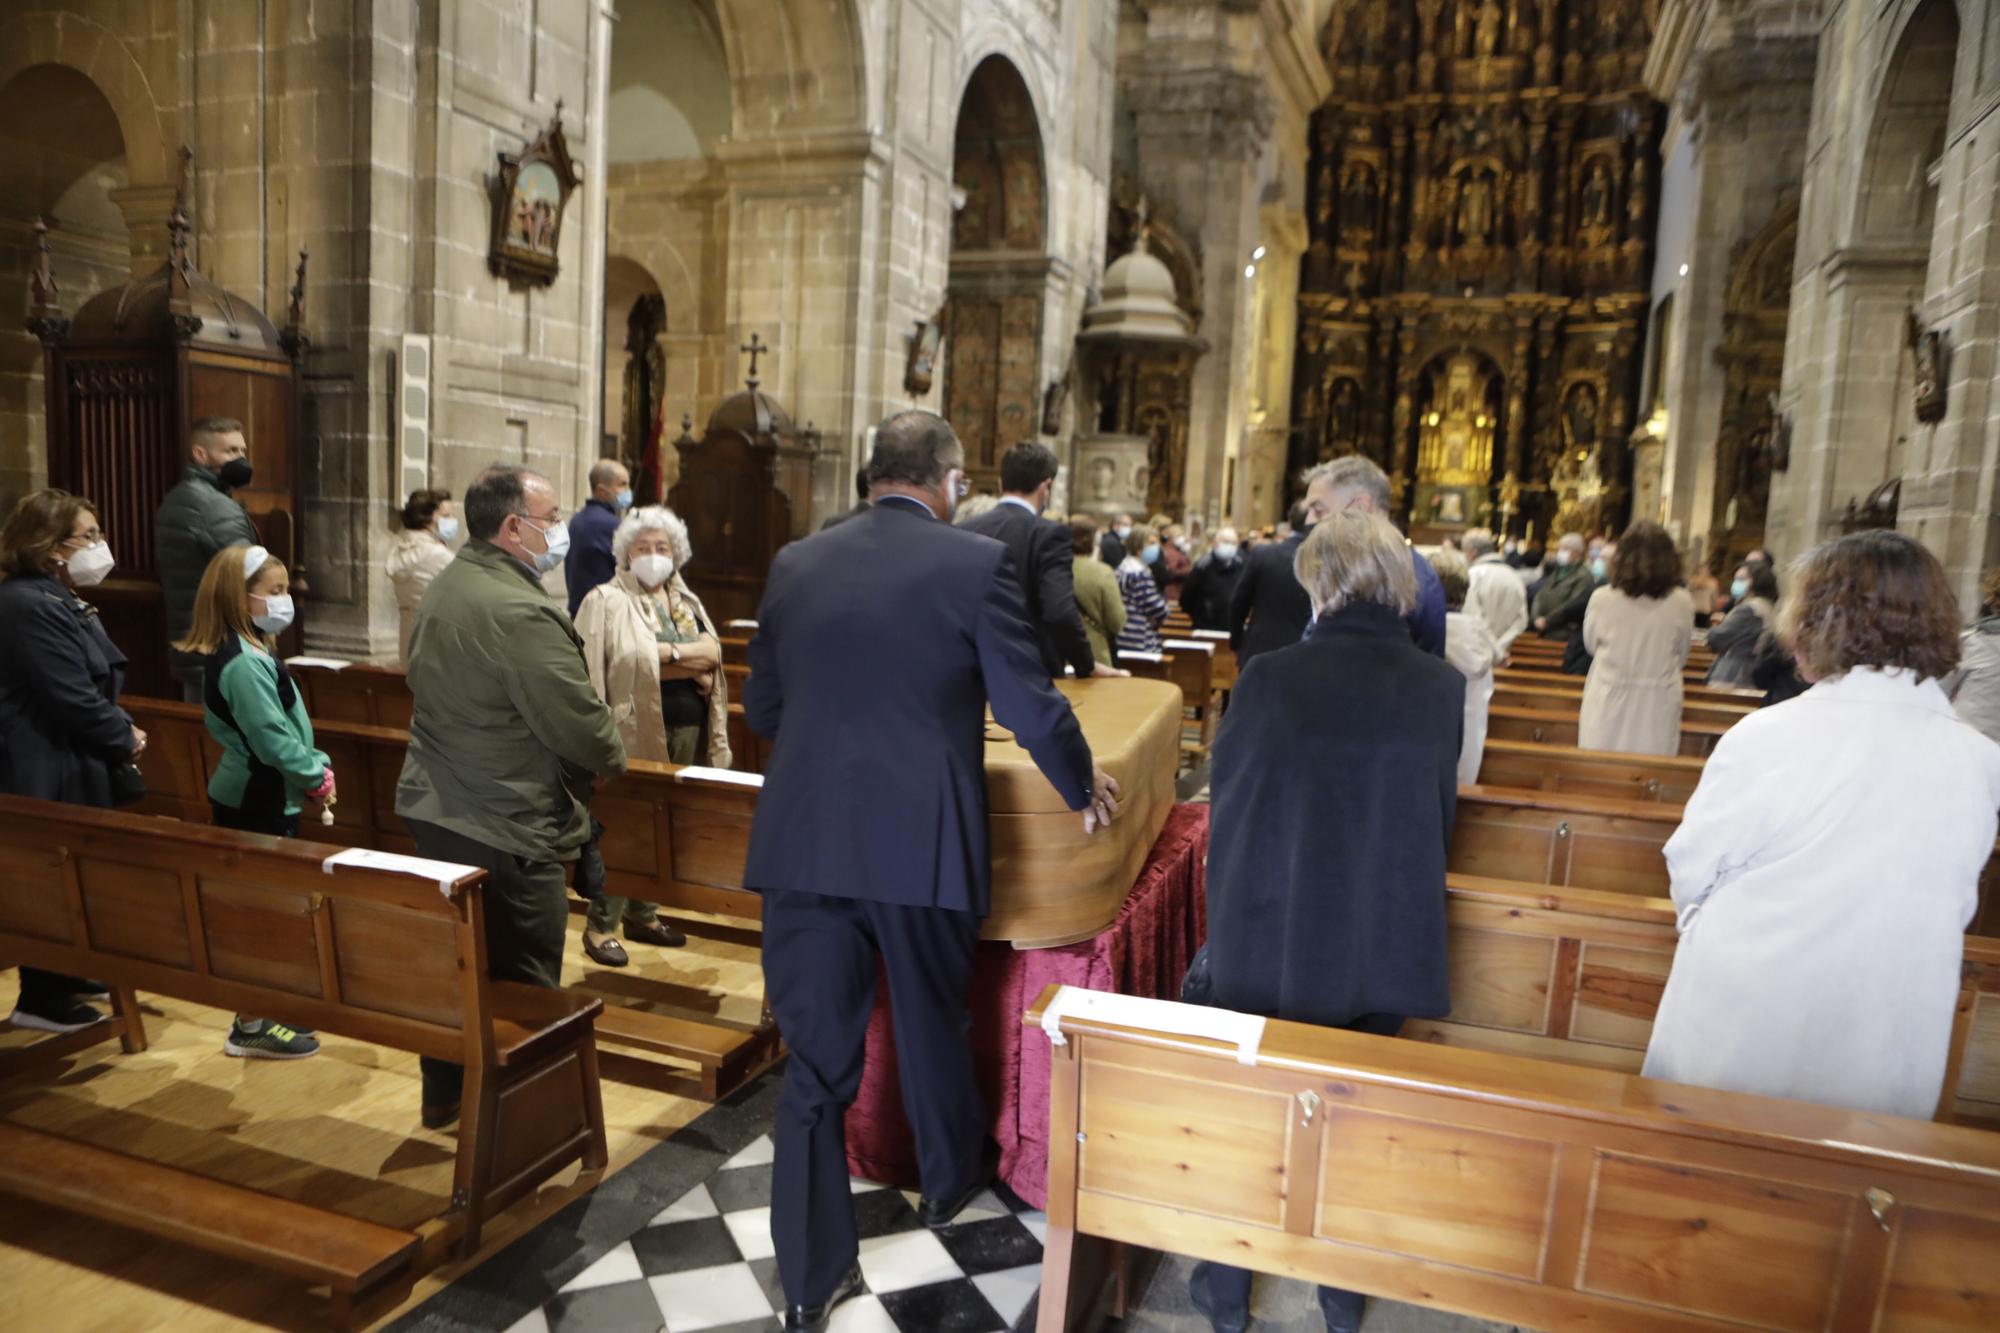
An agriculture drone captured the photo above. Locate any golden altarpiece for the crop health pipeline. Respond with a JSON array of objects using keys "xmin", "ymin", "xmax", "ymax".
[{"xmin": 1295, "ymin": 0, "xmax": 1661, "ymax": 541}]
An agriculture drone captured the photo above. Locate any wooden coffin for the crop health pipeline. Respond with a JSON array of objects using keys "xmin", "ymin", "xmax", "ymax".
[{"xmin": 984, "ymin": 677, "xmax": 1184, "ymax": 947}]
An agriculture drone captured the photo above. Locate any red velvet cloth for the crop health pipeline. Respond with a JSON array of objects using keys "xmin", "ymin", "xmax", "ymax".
[{"xmin": 842, "ymin": 803, "xmax": 1210, "ymax": 1208}]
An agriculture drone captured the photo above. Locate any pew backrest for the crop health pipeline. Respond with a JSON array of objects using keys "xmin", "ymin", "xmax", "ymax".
[
  {"xmin": 1474, "ymin": 739, "xmax": 1706, "ymax": 804},
  {"xmin": 1451, "ymin": 785, "xmax": 1679, "ymax": 896}
]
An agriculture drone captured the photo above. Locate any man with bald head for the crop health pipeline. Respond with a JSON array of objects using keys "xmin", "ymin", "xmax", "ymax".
[
  {"xmin": 565, "ymin": 456, "xmax": 632, "ymax": 615},
  {"xmin": 397, "ymin": 463, "xmax": 625, "ymax": 1129}
]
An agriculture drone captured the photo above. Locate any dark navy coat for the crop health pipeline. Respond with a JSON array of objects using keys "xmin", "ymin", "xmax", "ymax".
[
  {"xmin": 742, "ymin": 498, "xmax": 1095, "ymax": 915},
  {"xmin": 960, "ymin": 499, "xmax": 1096, "ymax": 679},
  {"xmin": 0, "ymin": 573, "xmax": 135, "ymax": 807},
  {"xmin": 1204, "ymin": 601, "xmax": 1462, "ymax": 1028}
]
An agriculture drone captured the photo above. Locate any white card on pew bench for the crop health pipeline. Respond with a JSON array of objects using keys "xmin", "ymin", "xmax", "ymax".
[
  {"xmin": 1120, "ymin": 650, "xmax": 1163, "ymax": 663},
  {"xmin": 727, "ymin": 619, "xmax": 759, "ymax": 631},
  {"xmin": 1039, "ymin": 986, "xmax": 1266, "ymax": 1066},
  {"xmin": 321, "ymin": 847, "xmax": 481, "ymax": 897},
  {"xmin": 1161, "ymin": 639, "xmax": 1215, "ymax": 655},
  {"xmin": 1190, "ymin": 629, "xmax": 1229, "ymax": 641},
  {"xmin": 286, "ymin": 655, "xmax": 353, "ymax": 671},
  {"xmin": 677, "ymin": 766, "xmax": 764, "ymax": 788}
]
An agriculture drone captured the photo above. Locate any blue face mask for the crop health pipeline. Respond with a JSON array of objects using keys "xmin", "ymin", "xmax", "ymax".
[
  {"xmin": 615, "ymin": 488, "xmax": 634, "ymax": 511},
  {"xmin": 436, "ymin": 516, "xmax": 460, "ymax": 544},
  {"xmin": 1142, "ymin": 544, "xmax": 1161, "ymax": 564},
  {"xmin": 1731, "ymin": 578, "xmax": 1750, "ymax": 600},
  {"xmin": 1590, "ymin": 558, "xmax": 1608, "ymax": 581}
]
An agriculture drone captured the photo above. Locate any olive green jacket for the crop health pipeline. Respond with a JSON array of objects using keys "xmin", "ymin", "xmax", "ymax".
[{"xmin": 395, "ymin": 540, "xmax": 626, "ymax": 862}]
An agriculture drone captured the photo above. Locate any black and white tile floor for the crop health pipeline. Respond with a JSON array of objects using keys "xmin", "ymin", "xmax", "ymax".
[{"xmin": 509, "ymin": 1134, "xmax": 1047, "ymax": 1333}]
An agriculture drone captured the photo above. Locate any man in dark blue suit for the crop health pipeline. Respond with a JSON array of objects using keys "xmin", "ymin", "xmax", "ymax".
[{"xmin": 744, "ymin": 410, "xmax": 1122, "ymax": 1332}]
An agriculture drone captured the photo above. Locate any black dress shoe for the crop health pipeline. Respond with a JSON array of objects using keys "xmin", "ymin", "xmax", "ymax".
[
  {"xmin": 784, "ymin": 1262, "xmax": 862, "ymax": 1332},
  {"xmin": 583, "ymin": 935, "xmax": 630, "ymax": 967},
  {"xmin": 918, "ymin": 1140, "xmax": 1002, "ymax": 1230},
  {"xmin": 420, "ymin": 1100, "xmax": 461, "ymax": 1131},
  {"xmin": 623, "ymin": 919, "xmax": 687, "ymax": 948}
]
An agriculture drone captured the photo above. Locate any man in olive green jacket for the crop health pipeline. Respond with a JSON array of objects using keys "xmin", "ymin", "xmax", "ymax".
[{"xmin": 397, "ymin": 464, "xmax": 626, "ymax": 1124}]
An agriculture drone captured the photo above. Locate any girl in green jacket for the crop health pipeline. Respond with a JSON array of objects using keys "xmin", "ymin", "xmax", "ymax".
[{"xmin": 173, "ymin": 544, "xmax": 333, "ymax": 1060}]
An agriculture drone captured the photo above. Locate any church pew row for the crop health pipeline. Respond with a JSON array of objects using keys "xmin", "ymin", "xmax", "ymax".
[
  {"xmin": 119, "ymin": 702, "xmax": 2000, "ymax": 1130},
  {"xmin": 1028, "ymin": 982, "xmax": 2000, "ymax": 1333},
  {"xmin": 1487, "ymin": 703, "xmax": 1730, "ymax": 757},
  {"xmin": 0, "ymin": 795, "xmax": 608, "ymax": 1328},
  {"xmin": 1491, "ymin": 682, "xmax": 1754, "ymax": 731},
  {"xmin": 1495, "ymin": 666, "xmax": 1761, "ymax": 708},
  {"xmin": 1475, "ymin": 737, "xmax": 1706, "ymax": 804},
  {"xmin": 1118, "ymin": 641, "xmax": 1221, "ymax": 767}
]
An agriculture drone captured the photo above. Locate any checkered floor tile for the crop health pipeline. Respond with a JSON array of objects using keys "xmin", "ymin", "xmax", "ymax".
[{"xmin": 519, "ymin": 1134, "xmax": 1047, "ymax": 1333}]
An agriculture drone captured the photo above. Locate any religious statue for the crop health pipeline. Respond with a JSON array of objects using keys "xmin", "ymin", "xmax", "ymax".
[
  {"xmin": 1458, "ymin": 173, "xmax": 1494, "ymax": 246},
  {"xmin": 1909, "ymin": 311, "xmax": 1947, "ymax": 422},
  {"xmin": 1563, "ymin": 382, "xmax": 1600, "ymax": 450},
  {"xmin": 1329, "ymin": 378, "xmax": 1361, "ymax": 445},
  {"xmin": 1475, "ymin": 0, "xmax": 1504, "ymax": 57},
  {"xmin": 1581, "ymin": 162, "xmax": 1611, "ymax": 229},
  {"xmin": 1340, "ymin": 163, "xmax": 1379, "ymax": 237}
]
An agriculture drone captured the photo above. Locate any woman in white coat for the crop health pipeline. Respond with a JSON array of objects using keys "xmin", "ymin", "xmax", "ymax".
[
  {"xmin": 386, "ymin": 488, "xmax": 456, "ymax": 665},
  {"xmin": 1578, "ymin": 522, "xmax": 1692, "ymax": 755},
  {"xmin": 1429, "ymin": 547, "xmax": 1498, "ymax": 786},
  {"xmin": 1643, "ymin": 532, "xmax": 2000, "ymax": 1118}
]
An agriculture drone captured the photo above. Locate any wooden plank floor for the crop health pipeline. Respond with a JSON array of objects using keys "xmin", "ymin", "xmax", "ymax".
[{"xmin": 0, "ymin": 908, "xmax": 769, "ymax": 1331}]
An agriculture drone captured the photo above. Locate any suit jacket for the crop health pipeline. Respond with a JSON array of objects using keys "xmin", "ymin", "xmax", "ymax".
[
  {"xmin": 565, "ymin": 497, "xmax": 622, "ymax": 616},
  {"xmin": 743, "ymin": 498, "xmax": 1095, "ymax": 914},
  {"xmin": 1097, "ymin": 530, "xmax": 1126, "ymax": 570},
  {"xmin": 1227, "ymin": 532, "xmax": 1311, "ymax": 664},
  {"xmin": 1181, "ymin": 552, "xmax": 1245, "ymax": 631},
  {"xmin": 1205, "ymin": 601, "xmax": 1463, "ymax": 1029},
  {"xmin": 0, "ymin": 573, "xmax": 135, "ymax": 807},
  {"xmin": 962, "ymin": 499, "xmax": 1096, "ymax": 677}
]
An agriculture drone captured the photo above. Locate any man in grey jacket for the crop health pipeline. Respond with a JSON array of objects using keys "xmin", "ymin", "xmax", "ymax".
[
  {"xmin": 397, "ymin": 463, "xmax": 627, "ymax": 1128},
  {"xmin": 155, "ymin": 417, "xmax": 259, "ymax": 701}
]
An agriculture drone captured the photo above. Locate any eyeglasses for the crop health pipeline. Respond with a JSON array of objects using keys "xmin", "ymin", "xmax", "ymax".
[
  {"xmin": 950, "ymin": 471, "xmax": 971, "ymax": 499},
  {"xmin": 61, "ymin": 528, "xmax": 103, "ymax": 548}
]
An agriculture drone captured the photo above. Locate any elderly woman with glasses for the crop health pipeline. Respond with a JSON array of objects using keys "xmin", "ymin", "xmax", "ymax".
[
  {"xmin": 572, "ymin": 505, "xmax": 732, "ymax": 966},
  {"xmin": 1189, "ymin": 510, "xmax": 1463, "ymax": 1333}
]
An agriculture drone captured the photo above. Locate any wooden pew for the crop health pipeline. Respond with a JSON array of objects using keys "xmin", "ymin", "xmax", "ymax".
[
  {"xmin": 1474, "ymin": 738, "xmax": 1706, "ymax": 804},
  {"xmin": 1119, "ymin": 644, "xmax": 1219, "ymax": 768},
  {"xmin": 1490, "ymin": 681, "xmax": 1755, "ymax": 731},
  {"xmin": 1486, "ymin": 703, "xmax": 1730, "ymax": 758},
  {"xmin": 0, "ymin": 795, "xmax": 608, "ymax": 1325},
  {"xmin": 1495, "ymin": 666, "xmax": 1760, "ymax": 708},
  {"xmin": 1028, "ymin": 983, "xmax": 2000, "ymax": 1333},
  {"xmin": 1451, "ymin": 785, "xmax": 1677, "ymax": 896},
  {"xmin": 1427, "ymin": 874, "xmax": 2000, "ymax": 1128}
]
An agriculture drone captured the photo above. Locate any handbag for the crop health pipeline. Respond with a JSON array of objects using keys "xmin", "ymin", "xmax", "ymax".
[{"xmin": 107, "ymin": 760, "xmax": 146, "ymax": 807}]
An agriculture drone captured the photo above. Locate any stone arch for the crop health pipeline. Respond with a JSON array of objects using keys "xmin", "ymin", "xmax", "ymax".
[
  {"xmin": 1853, "ymin": 0, "xmax": 1960, "ymax": 248},
  {"xmin": 0, "ymin": 12, "xmax": 171, "ymax": 189},
  {"xmin": 709, "ymin": 0, "xmax": 867, "ymax": 139},
  {"xmin": 949, "ymin": 55, "xmax": 1048, "ymax": 253}
]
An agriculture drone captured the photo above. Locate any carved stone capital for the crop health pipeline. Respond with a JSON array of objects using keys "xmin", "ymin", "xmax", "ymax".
[{"xmin": 1123, "ymin": 69, "xmax": 1276, "ymax": 157}]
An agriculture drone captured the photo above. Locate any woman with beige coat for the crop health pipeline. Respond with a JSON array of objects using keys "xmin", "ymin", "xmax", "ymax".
[
  {"xmin": 1579, "ymin": 521, "xmax": 1693, "ymax": 756},
  {"xmin": 573, "ymin": 505, "xmax": 731, "ymax": 965},
  {"xmin": 386, "ymin": 488, "xmax": 456, "ymax": 664}
]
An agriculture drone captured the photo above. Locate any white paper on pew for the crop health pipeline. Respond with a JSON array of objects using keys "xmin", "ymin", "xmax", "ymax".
[
  {"xmin": 1120, "ymin": 650, "xmax": 1164, "ymax": 664},
  {"xmin": 286, "ymin": 655, "xmax": 352, "ymax": 671},
  {"xmin": 677, "ymin": 766, "xmax": 764, "ymax": 788},
  {"xmin": 728, "ymin": 619, "xmax": 759, "ymax": 630},
  {"xmin": 1039, "ymin": 986, "xmax": 1266, "ymax": 1066},
  {"xmin": 1161, "ymin": 639, "xmax": 1215, "ymax": 655},
  {"xmin": 321, "ymin": 847, "xmax": 481, "ymax": 898}
]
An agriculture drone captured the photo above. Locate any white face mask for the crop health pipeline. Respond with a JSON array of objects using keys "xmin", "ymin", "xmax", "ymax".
[
  {"xmin": 1114, "ymin": 524, "xmax": 1132, "ymax": 539},
  {"xmin": 65, "ymin": 541, "xmax": 116, "ymax": 588},
  {"xmin": 524, "ymin": 517, "xmax": 570, "ymax": 574},
  {"xmin": 252, "ymin": 592, "xmax": 295, "ymax": 634},
  {"xmin": 1555, "ymin": 549, "xmax": 1575, "ymax": 567},
  {"xmin": 436, "ymin": 517, "xmax": 460, "ymax": 543},
  {"xmin": 1213, "ymin": 543, "xmax": 1239, "ymax": 562},
  {"xmin": 632, "ymin": 553, "xmax": 674, "ymax": 588}
]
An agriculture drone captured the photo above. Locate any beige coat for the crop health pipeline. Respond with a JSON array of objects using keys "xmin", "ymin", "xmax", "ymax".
[
  {"xmin": 1579, "ymin": 585, "xmax": 1693, "ymax": 756},
  {"xmin": 574, "ymin": 568, "xmax": 732, "ymax": 767},
  {"xmin": 387, "ymin": 529, "xmax": 455, "ymax": 665}
]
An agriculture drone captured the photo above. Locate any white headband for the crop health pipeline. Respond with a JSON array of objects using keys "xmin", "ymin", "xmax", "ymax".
[{"xmin": 242, "ymin": 545, "xmax": 269, "ymax": 580}]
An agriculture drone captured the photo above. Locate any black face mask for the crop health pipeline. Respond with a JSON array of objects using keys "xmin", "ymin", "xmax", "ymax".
[{"xmin": 217, "ymin": 457, "xmax": 254, "ymax": 490}]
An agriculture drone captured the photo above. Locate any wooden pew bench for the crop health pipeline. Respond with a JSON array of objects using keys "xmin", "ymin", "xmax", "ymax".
[
  {"xmin": 1473, "ymin": 738, "xmax": 1706, "ymax": 803},
  {"xmin": 1118, "ymin": 644, "xmax": 1218, "ymax": 769},
  {"xmin": 0, "ymin": 796, "xmax": 607, "ymax": 1325},
  {"xmin": 124, "ymin": 697, "xmax": 778, "ymax": 1101},
  {"xmin": 1494, "ymin": 666, "xmax": 1761, "ymax": 708},
  {"xmin": 1490, "ymin": 681, "xmax": 1755, "ymax": 731},
  {"xmin": 1486, "ymin": 702, "xmax": 1729, "ymax": 757},
  {"xmin": 1027, "ymin": 983, "xmax": 2000, "ymax": 1333},
  {"xmin": 1451, "ymin": 785, "xmax": 1678, "ymax": 896}
]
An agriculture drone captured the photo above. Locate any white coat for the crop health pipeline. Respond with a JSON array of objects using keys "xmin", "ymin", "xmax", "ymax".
[
  {"xmin": 1642, "ymin": 668, "xmax": 2000, "ymax": 1118},
  {"xmin": 1465, "ymin": 554, "xmax": 1528, "ymax": 655},
  {"xmin": 387, "ymin": 528, "xmax": 455, "ymax": 665},
  {"xmin": 1442, "ymin": 609, "xmax": 1498, "ymax": 787},
  {"xmin": 1579, "ymin": 586, "xmax": 1692, "ymax": 755}
]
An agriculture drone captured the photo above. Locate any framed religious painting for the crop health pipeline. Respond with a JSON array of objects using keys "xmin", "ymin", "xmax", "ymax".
[{"xmin": 490, "ymin": 104, "xmax": 582, "ymax": 287}]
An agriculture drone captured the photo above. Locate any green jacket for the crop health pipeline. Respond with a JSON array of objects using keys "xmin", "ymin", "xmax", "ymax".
[
  {"xmin": 1531, "ymin": 563, "xmax": 1594, "ymax": 642},
  {"xmin": 1071, "ymin": 556, "xmax": 1126, "ymax": 669},
  {"xmin": 204, "ymin": 635, "xmax": 329, "ymax": 815},
  {"xmin": 396, "ymin": 539, "xmax": 626, "ymax": 862},
  {"xmin": 157, "ymin": 465, "xmax": 258, "ymax": 675}
]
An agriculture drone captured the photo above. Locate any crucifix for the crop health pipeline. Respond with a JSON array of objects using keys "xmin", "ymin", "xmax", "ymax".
[{"xmin": 741, "ymin": 331, "xmax": 768, "ymax": 390}]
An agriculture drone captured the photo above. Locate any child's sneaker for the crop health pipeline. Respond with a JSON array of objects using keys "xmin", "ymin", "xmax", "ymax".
[{"xmin": 224, "ymin": 1018, "xmax": 319, "ymax": 1059}]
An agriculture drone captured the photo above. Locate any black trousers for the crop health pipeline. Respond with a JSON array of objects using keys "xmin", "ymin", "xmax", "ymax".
[
  {"xmin": 405, "ymin": 818, "xmax": 570, "ymax": 1107},
  {"xmin": 761, "ymin": 888, "xmax": 985, "ymax": 1306},
  {"xmin": 14, "ymin": 968, "xmax": 87, "ymax": 1013}
]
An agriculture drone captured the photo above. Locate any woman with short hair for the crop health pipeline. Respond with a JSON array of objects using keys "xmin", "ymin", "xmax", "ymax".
[
  {"xmin": 1644, "ymin": 532, "xmax": 2000, "ymax": 1117},
  {"xmin": 572, "ymin": 505, "xmax": 730, "ymax": 965},
  {"xmin": 0, "ymin": 489, "xmax": 142, "ymax": 1033},
  {"xmin": 388, "ymin": 487, "xmax": 457, "ymax": 665},
  {"xmin": 1578, "ymin": 521, "xmax": 1693, "ymax": 755},
  {"xmin": 1705, "ymin": 560, "xmax": 1779, "ymax": 686},
  {"xmin": 1192, "ymin": 510, "xmax": 1463, "ymax": 1333},
  {"xmin": 1114, "ymin": 523, "xmax": 1168, "ymax": 656}
]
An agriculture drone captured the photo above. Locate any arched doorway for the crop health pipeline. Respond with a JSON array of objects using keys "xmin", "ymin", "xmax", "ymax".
[
  {"xmin": 942, "ymin": 55, "xmax": 1047, "ymax": 492},
  {"xmin": 0, "ymin": 63, "xmax": 131, "ymax": 507}
]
